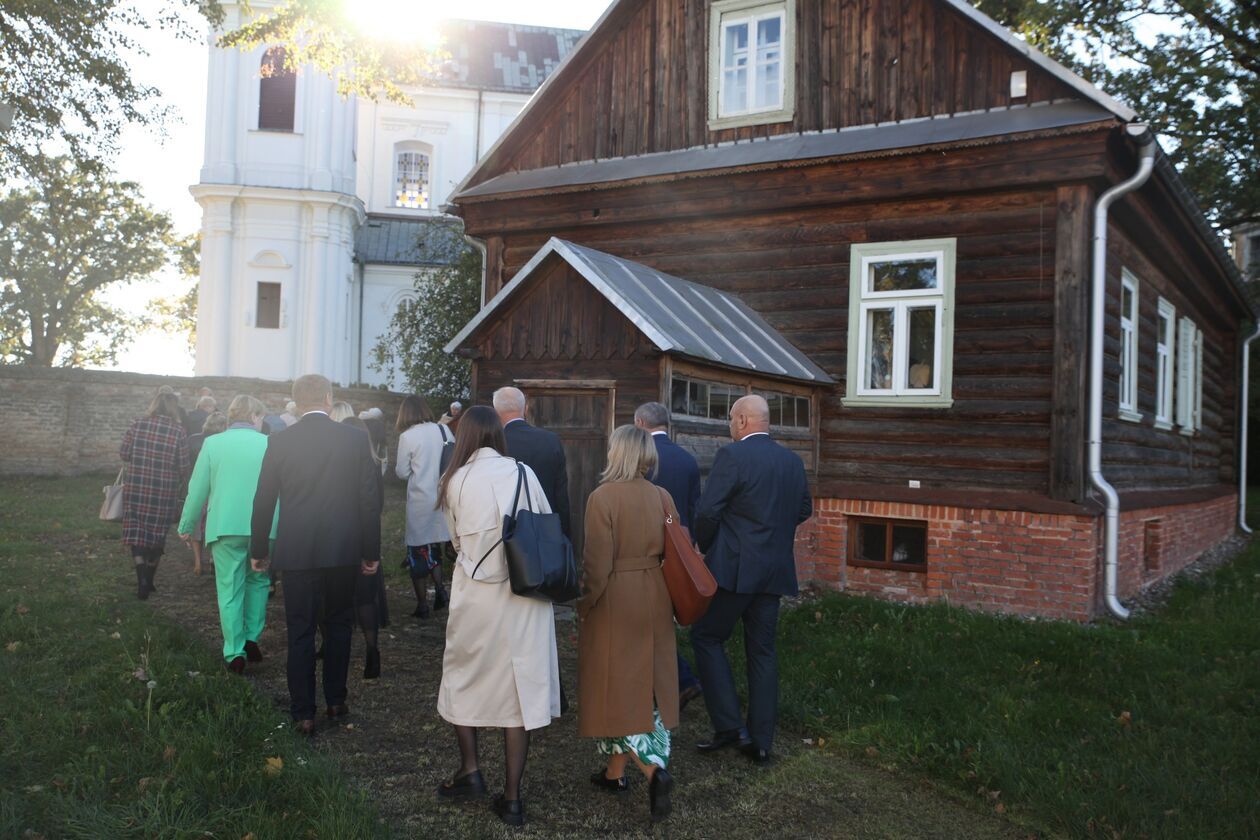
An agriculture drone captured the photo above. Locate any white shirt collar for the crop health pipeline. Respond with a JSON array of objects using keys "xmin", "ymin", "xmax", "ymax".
[
  {"xmin": 651, "ymin": 430, "xmax": 668, "ymax": 436},
  {"xmin": 504, "ymin": 417, "xmax": 526, "ymax": 427},
  {"xmin": 742, "ymin": 431, "xmax": 770, "ymax": 439},
  {"xmin": 301, "ymin": 410, "xmax": 329, "ymax": 418}
]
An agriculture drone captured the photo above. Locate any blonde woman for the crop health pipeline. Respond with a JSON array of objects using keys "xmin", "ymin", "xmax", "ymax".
[
  {"xmin": 178, "ymin": 395, "xmax": 277, "ymax": 673},
  {"xmin": 579, "ymin": 424, "xmax": 680, "ymax": 821},
  {"xmin": 330, "ymin": 400, "xmax": 355, "ymax": 423}
]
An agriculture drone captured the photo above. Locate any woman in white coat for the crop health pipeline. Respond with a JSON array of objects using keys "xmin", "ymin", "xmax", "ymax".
[
  {"xmin": 434, "ymin": 405, "xmax": 561, "ymax": 828},
  {"xmin": 395, "ymin": 395, "xmax": 454, "ymax": 617}
]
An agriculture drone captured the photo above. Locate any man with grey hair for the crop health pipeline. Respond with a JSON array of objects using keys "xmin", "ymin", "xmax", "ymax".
[
  {"xmin": 634, "ymin": 401, "xmax": 704, "ymax": 709},
  {"xmin": 691, "ymin": 394, "xmax": 811, "ymax": 766},
  {"xmin": 185, "ymin": 394, "xmax": 217, "ymax": 437},
  {"xmin": 494, "ymin": 386, "xmax": 571, "ymax": 539}
]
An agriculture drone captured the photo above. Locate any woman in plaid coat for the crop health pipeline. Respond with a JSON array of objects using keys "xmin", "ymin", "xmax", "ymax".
[{"xmin": 121, "ymin": 389, "xmax": 191, "ymax": 599}]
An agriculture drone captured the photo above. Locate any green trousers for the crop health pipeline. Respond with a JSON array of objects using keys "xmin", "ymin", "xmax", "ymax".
[{"xmin": 210, "ymin": 536, "xmax": 270, "ymax": 663}]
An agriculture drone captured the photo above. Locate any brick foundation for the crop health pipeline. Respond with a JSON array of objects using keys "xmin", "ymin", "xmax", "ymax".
[{"xmin": 796, "ymin": 493, "xmax": 1238, "ymax": 621}]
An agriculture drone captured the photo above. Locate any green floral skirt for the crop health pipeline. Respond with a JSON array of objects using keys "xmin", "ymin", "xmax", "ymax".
[{"xmin": 596, "ymin": 708, "xmax": 671, "ymax": 769}]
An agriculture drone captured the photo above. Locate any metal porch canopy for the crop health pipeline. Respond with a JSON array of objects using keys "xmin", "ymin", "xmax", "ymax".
[{"xmin": 444, "ymin": 238, "xmax": 835, "ymax": 385}]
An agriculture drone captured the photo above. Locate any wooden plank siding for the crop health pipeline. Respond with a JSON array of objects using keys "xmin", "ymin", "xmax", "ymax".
[
  {"xmin": 466, "ymin": 0, "xmax": 1081, "ymax": 186},
  {"xmin": 1099, "ymin": 220, "xmax": 1239, "ymax": 491},
  {"xmin": 471, "ymin": 185, "xmax": 1061, "ymax": 498}
]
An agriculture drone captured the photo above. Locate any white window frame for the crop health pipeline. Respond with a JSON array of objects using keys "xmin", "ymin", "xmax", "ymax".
[
  {"xmin": 392, "ymin": 141, "xmax": 434, "ymax": 211},
  {"xmin": 844, "ymin": 239, "xmax": 956, "ymax": 409},
  {"xmin": 1154, "ymin": 297, "xmax": 1175, "ymax": 429},
  {"xmin": 1176, "ymin": 316, "xmax": 1198, "ymax": 434},
  {"xmin": 708, "ymin": 0, "xmax": 796, "ymax": 131},
  {"xmin": 1118, "ymin": 270, "xmax": 1141, "ymax": 422},
  {"xmin": 1193, "ymin": 327, "xmax": 1204, "ymax": 431}
]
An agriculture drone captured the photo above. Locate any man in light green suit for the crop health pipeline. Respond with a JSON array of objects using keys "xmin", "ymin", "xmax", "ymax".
[{"xmin": 179, "ymin": 394, "xmax": 279, "ymax": 672}]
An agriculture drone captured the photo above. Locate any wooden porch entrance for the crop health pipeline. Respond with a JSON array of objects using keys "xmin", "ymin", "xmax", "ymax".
[{"xmin": 519, "ymin": 380, "xmax": 615, "ymax": 557}]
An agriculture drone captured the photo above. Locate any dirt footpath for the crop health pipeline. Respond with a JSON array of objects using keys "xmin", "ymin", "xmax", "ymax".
[{"xmin": 149, "ymin": 541, "xmax": 1033, "ymax": 840}]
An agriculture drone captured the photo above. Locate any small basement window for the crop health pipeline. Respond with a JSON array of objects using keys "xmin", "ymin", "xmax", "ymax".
[
  {"xmin": 844, "ymin": 238, "xmax": 956, "ymax": 408},
  {"xmin": 849, "ymin": 517, "xmax": 927, "ymax": 572},
  {"xmin": 708, "ymin": 0, "xmax": 796, "ymax": 130},
  {"xmin": 256, "ymin": 282, "xmax": 281, "ymax": 329}
]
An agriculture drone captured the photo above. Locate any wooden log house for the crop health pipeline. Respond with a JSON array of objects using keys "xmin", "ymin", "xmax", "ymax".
[{"xmin": 442, "ymin": 0, "xmax": 1253, "ymax": 620}]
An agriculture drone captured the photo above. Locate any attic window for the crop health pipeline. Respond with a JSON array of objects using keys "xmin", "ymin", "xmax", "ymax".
[
  {"xmin": 1010, "ymin": 70, "xmax": 1028, "ymax": 99},
  {"xmin": 708, "ymin": 0, "xmax": 796, "ymax": 131}
]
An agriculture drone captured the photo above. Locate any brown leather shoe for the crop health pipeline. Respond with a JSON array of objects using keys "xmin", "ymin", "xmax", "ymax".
[
  {"xmin": 679, "ymin": 684, "xmax": 703, "ymax": 711},
  {"xmin": 326, "ymin": 704, "xmax": 350, "ymax": 719},
  {"xmin": 295, "ymin": 719, "xmax": 316, "ymax": 736},
  {"xmin": 244, "ymin": 640, "xmax": 263, "ymax": 663},
  {"xmin": 226, "ymin": 656, "xmax": 246, "ymax": 674}
]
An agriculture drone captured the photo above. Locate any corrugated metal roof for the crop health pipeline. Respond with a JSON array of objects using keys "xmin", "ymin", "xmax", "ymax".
[
  {"xmin": 435, "ymin": 20, "xmax": 584, "ymax": 93},
  {"xmin": 456, "ymin": 100, "xmax": 1115, "ymax": 199},
  {"xmin": 353, "ymin": 216, "xmax": 464, "ymax": 266},
  {"xmin": 445, "ymin": 238, "xmax": 834, "ymax": 385}
]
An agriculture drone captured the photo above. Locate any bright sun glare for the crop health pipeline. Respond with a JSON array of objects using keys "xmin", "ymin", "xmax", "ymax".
[{"xmin": 348, "ymin": 0, "xmax": 448, "ymax": 47}]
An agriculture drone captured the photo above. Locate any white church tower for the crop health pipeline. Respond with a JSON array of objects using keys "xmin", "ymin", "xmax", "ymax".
[{"xmin": 191, "ymin": 1, "xmax": 363, "ymax": 384}]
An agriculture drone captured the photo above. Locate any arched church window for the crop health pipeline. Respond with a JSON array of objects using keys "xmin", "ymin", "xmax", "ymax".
[
  {"xmin": 394, "ymin": 144, "xmax": 432, "ymax": 209},
  {"xmin": 258, "ymin": 47, "xmax": 296, "ymax": 132}
]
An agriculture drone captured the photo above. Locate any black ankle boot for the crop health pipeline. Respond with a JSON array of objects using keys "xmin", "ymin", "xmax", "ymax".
[
  {"xmin": 135, "ymin": 566, "xmax": 149, "ymax": 600},
  {"xmin": 364, "ymin": 646, "xmax": 380, "ymax": 679},
  {"xmin": 432, "ymin": 586, "xmax": 449, "ymax": 612},
  {"xmin": 144, "ymin": 564, "xmax": 158, "ymax": 593}
]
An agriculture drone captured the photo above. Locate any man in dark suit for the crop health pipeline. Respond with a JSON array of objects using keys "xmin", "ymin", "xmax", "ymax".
[
  {"xmin": 184, "ymin": 394, "xmax": 216, "ymax": 436},
  {"xmin": 634, "ymin": 401, "xmax": 705, "ymax": 709},
  {"xmin": 493, "ymin": 386, "xmax": 571, "ymax": 538},
  {"xmin": 691, "ymin": 394, "xmax": 812, "ymax": 765},
  {"xmin": 250, "ymin": 374, "xmax": 382, "ymax": 735}
]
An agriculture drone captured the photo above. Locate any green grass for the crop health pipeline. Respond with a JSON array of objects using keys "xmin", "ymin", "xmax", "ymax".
[
  {"xmin": 0, "ymin": 475, "xmax": 385, "ymax": 839},
  {"xmin": 767, "ymin": 544, "xmax": 1260, "ymax": 838}
]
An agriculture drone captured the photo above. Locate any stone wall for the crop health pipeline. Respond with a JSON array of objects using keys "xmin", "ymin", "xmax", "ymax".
[
  {"xmin": 795, "ymin": 491, "xmax": 1239, "ymax": 622},
  {"xmin": 0, "ymin": 366, "xmax": 407, "ymax": 476}
]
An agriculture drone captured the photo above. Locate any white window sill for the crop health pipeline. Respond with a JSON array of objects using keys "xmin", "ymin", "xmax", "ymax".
[
  {"xmin": 1153, "ymin": 420, "xmax": 1173, "ymax": 431},
  {"xmin": 707, "ymin": 107, "xmax": 795, "ymax": 132},
  {"xmin": 842, "ymin": 395, "xmax": 954, "ymax": 409},
  {"xmin": 1118, "ymin": 409, "xmax": 1143, "ymax": 423},
  {"xmin": 1178, "ymin": 427, "xmax": 1196, "ymax": 437}
]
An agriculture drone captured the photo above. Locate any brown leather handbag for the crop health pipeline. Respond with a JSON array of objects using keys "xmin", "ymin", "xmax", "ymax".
[{"xmin": 657, "ymin": 488, "xmax": 717, "ymax": 625}]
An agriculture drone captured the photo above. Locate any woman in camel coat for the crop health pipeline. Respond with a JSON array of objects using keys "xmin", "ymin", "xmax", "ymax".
[{"xmin": 579, "ymin": 424, "xmax": 680, "ymax": 821}]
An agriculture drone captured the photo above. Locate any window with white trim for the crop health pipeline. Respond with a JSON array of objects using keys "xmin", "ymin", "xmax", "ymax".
[
  {"xmin": 1154, "ymin": 297, "xmax": 1175, "ymax": 428},
  {"xmin": 1118, "ymin": 271, "xmax": 1140, "ymax": 421},
  {"xmin": 393, "ymin": 143, "xmax": 432, "ymax": 210},
  {"xmin": 708, "ymin": 0, "xmax": 795, "ymax": 130},
  {"xmin": 844, "ymin": 239, "xmax": 956, "ymax": 408},
  {"xmin": 1176, "ymin": 316, "xmax": 1201, "ymax": 433}
]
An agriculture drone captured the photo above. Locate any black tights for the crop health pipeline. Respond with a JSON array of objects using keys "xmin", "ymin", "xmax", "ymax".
[
  {"xmin": 453, "ymin": 725, "xmax": 529, "ymax": 801},
  {"xmin": 131, "ymin": 547, "xmax": 162, "ymax": 567}
]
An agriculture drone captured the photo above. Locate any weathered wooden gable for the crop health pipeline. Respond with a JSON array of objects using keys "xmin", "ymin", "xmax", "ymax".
[{"xmin": 466, "ymin": 0, "xmax": 1083, "ymax": 183}]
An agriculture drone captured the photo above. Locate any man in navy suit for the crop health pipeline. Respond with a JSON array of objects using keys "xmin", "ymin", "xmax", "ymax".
[
  {"xmin": 250, "ymin": 374, "xmax": 382, "ymax": 735},
  {"xmin": 634, "ymin": 401, "xmax": 704, "ymax": 709},
  {"xmin": 691, "ymin": 394, "xmax": 812, "ymax": 765},
  {"xmin": 493, "ymin": 386, "xmax": 572, "ymax": 538}
]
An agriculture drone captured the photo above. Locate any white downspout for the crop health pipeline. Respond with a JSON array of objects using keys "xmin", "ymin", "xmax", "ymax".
[
  {"xmin": 1089, "ymin": 124, "xmax": 1156, "ymax": 621},
  {"xmin": 1238, "ymin": 324, "xmax": 1260, "ymax": 533}
]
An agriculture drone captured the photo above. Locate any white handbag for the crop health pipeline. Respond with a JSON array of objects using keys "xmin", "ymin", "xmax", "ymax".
[{"xmin": 99, "ymin": 468, "xmax": 125, "ymax": 522}]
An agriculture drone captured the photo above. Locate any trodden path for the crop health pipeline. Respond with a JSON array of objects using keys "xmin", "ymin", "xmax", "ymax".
[{"xmin": 148, "ymin": 539, "xmax": 1034, "ymax": 839}]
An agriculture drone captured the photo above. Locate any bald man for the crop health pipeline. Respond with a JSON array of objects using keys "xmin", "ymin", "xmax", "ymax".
[{"xmin": 691, "ymin": 394, "xmax": 812, "ymax": 766}]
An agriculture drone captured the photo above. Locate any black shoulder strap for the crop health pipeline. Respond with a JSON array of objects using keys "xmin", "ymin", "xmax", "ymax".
[{"xmin": 439, "ymin": 424, "xmax": 451, "ymax": 443}]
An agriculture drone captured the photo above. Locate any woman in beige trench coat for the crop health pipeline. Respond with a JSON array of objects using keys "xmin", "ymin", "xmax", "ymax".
[
  {"xmin": 434, "ymin": 406, "xmax": 561, "ymax": 828},
  {"xmin": 579, "ymin": 424, "xmax": 681, "ymax": 822}
]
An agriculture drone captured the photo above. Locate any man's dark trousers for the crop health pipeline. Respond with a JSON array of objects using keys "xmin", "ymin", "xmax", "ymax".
[
  {"xmin": 691, "ymin": 588, "xmax": 781, "ymax": 751},
  {"xmin": 282, "ymin": 565, "xmax": 357, "ymax": 720}
]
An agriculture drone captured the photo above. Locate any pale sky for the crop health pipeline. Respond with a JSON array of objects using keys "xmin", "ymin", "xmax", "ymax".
[{"xmin": 105, "ymin": 0, "xmax": 610, "ymax": 376}]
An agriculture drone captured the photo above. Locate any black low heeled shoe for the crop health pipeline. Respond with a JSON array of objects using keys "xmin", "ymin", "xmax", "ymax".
[
  {"xmin": 589, "ymin": 770, "xmax": 629, "ymax": 793},
  {"xmin": 363, "ymin": 646, "xmax": 381, "ymax": 680},
  {"xmin": 649, "ymin": 768, "xmax": 674, "ymax": 821},
  {"xmin": 493, "ymin": 794, "xmax": 525, "ymax": 827},
  {"xmin": 436, "ymin": 769, "xmax": 487, "ymax": 800}
]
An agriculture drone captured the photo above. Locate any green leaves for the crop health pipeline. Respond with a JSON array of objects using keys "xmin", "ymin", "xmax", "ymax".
[
  {"xmin": 0, "ymin": 157, "xmax": 182, "ymax": 366},
  {"xmin": 973, "ymin": 0, "xmax": 1259, "ymax": 233},
  {"xmin": 370, "ymin": 224, "xmax": 480, "ymax": 401}
]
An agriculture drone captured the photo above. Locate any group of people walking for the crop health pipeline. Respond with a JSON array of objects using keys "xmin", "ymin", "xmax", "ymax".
[{"xmin": 117, "ymin": 375, "xmax": 811, "ymax": 827}]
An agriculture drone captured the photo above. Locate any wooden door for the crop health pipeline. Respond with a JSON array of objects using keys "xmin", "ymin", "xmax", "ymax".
[{"xmin": 525, "ymin": 386, "xmax": 612, "ymax": 557}]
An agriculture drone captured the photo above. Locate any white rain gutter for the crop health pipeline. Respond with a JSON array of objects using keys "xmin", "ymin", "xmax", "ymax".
[
  {"xmin": 1238, "ymin": 323, "xmax": 1260, "ymax": 533},
  {"xmin": 1089, "ymin": 123, "xmax": 1156, "ymax": 621}
]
